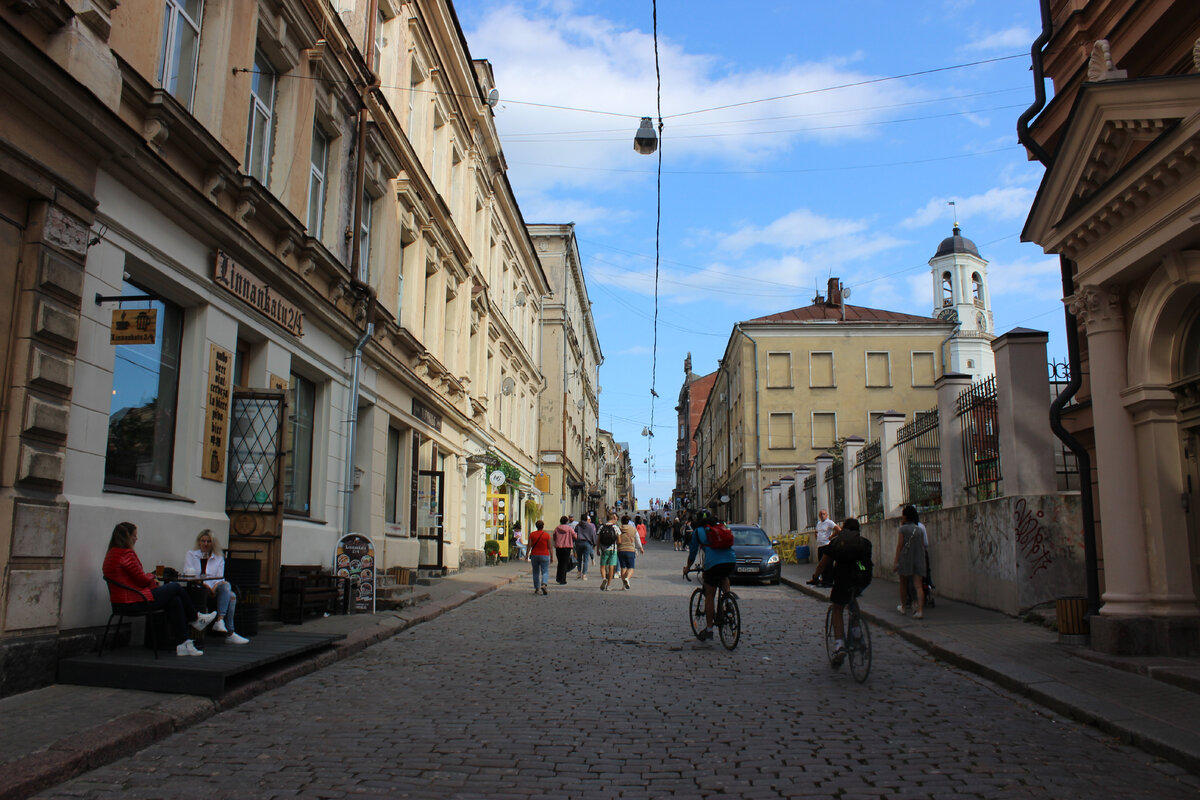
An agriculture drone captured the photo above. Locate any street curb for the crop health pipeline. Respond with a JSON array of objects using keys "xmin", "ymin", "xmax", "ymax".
[
  {"xmin": 0, "ymin": 571, "xmax": 521, "ymax": 800},
  {"xmin": 780, "ymin": 575, "xmax": 1200, "ymax": 774}
]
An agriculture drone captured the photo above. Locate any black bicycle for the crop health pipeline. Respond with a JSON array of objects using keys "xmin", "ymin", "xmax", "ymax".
[
  {"xmin": 825, "ymin": 589, "xmax": 871, "ymax": 683},
  {"xmin": 685, "ymin": 566, "xmax": 740, "ymax": 650}
]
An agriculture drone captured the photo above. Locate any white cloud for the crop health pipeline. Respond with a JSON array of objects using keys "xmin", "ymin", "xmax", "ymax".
[
  {"xmin": 719, "ymin": 209, "xmax": 867, "ymax": 253},
  {"xmin": 964, "ymin": 26, "xmax": 1034, "ymax": 53},
  {"xmin": 902, "ymin": 186, "xmax": 1035, "ymax": 228},
  {"xmin": 987, "ymin": 255, "xmax": 1061, "ymax": 298},
  {"xmin": 618, "ymin": 345, "xmax": 652, "ymax": 356}
]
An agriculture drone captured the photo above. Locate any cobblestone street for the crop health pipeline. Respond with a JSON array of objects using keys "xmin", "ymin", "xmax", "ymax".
[{"xmin": 37, "ymin": 545, "xmax": 1200, "ymax": 799}]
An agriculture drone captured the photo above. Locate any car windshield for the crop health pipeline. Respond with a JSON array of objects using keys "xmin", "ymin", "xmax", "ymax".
[{"xmin": 732, "ymin": 527, "xmax": 770, "ymax": 547}]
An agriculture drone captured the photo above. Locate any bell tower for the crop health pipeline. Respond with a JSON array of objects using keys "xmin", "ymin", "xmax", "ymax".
[{"xmin": 928, "ymin": 224, "xmax": 994, "ymax": 380}]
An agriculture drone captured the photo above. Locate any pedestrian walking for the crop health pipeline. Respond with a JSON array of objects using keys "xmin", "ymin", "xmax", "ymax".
[
  {"xmin": 574, "ymin": 512, "xmax": 597, "ymax": 580},
  {"xmin": 597, "ymin": 513, "xmax": 621, "ymax": 590},
  {"xmin": 527, "ymin": 520, "xmax": 551, "ymax": 595},
  {"xmin": 617, "ymin": 515, "xmax": 644, "ymax": 589},
  {"xmin": 671, "ymin": 515, "xmax": 685, "ymax": 551},
  {"xmin": 635, "ymin": 515, "xmax": 648, "ymax": 547},
  {"xmin": 553, "ymin": 516, "xmax": 577, "ymax": 585},
  {"xmin": 894, "ymin": 504, "xmax": 927, "ymax": 618}
]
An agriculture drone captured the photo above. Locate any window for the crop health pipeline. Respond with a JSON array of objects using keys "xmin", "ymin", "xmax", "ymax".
[
  {"xmin": 942, "ymin": 271, "xmax": 954, "ymax": 306},
  {"xmin": 385, "ymin": 426, "xmax": 401, "ymax": 524},
  {"xmin": 810, "ymin": 351, "xmax": 835, "ymax": 387},
  {"xmin": 812, "ymin": 412, "xmax": 837, "ymax": 449},
  {"xmin": 767, "ymin": 412, "xmax": 794, "ymax": 449},
  {"xmin": 373, "ymin": 10, "xmax": 385, "ymax": 75},
  {"xmin": 105, "ymin": 283, "xmax": 183, "ymax": 492},
  {"xmin": 306, "ymin": 126, "xmax": 329, "ymax": 235},
  {"xmin": 359, "ymin": 194, "xmax": 374, "ymax": 281},
  {"xmin": 866, "ymin": 352, "xmax": 891, "ymax": 387},
  {"xmin": 284, "ymin": 373, "xmax": 315, "ymax": 514},
  {"xmin": 159, "ymin": 0, "xmax": 203, "ymax": 109},
  {"xmin": 972, "ymin": 272, "xmax": 985, "ymax": 306},
  {"xmin": 245, "ymin": 49, "xmax": 277, "ymax": 183},
  {"xmin": 911, "ymin": 351, "xmax": 936, "ymax": 386},
  {"xmin": 766, "ymin": 351, "xmax": 792, "ymax": 388}
]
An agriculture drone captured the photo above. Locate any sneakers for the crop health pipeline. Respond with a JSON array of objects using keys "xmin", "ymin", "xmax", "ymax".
[
  {"xmin": 541, "ymin": 586, "xmax": 548, "ymax": 595},
  {"xmin": 896, "ymin": 604, "xmax": 908, "ymax": 616},
  {"xmin": 831, "ymin": 644, "xmax": 847, "ymax": 668},
  {"xmin": 227, "ymin": 632, "xmax": 250, "ymax": 644},
  {"xmin": 697, "ymin": 628, "xmax": 714, "ymax": 641},
  {"xmin": 622, "ymin": 577, "xmax": 631, "ymax": 590},
  {"xmin": 213, "ymin": 618, "xmax": 228, "ymax": 634},
  {"xmin": 176, "ymin": 640, "xmax": 203, "ymax": 657},
  {"xmin": 190, "ymin": 611, "xmax": 217, "ymax": 631},
  {"xmin": 912, "ymin": 611, "xmax": 924, "ymax": 620}
]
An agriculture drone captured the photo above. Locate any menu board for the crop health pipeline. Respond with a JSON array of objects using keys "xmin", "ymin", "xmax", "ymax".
[
  {"xmin": 335, "ymin": 534, "xmax": 375, "ymax": 614},
  {"xmin": 486, "ymin": 486, "xmax": 509, "ymax": 557}
]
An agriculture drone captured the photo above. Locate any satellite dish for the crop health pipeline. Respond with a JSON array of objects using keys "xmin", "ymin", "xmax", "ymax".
[
  {"xmin": 577, "ymin": 399, "xmax": 585, "ymax": 410},
  {"xmin": 501, "ymin": 377, "xmax": 516, "ymax": 396},
  {"xmin": 842, "ymin": 287, "xmax": 852, "ymax": 299},
  {"xmin": 486, "ymin": 88, "xmax": 500, "ymax": 108},
  {"xmin": 514, "ymin": 291, "xmax": 526, "ymax": 307}
]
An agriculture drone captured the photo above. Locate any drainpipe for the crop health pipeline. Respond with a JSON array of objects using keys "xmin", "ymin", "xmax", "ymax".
[
  {"xmin": 342, "ymin": 322, "xmax": 375, "ymax": 536},
  {"xmin": 735, "ymin": 324, "xmax": 763, "ymax": 526},
  {"xmin": 1016, "ymin": 0, "xmax": 1053, "ymax": 169}
]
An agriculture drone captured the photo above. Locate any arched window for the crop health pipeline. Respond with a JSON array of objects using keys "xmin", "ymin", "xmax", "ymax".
[
  {"xmin": 941, "ymin": 271, "xmax": 953, "ymax": 307},
  {"xmin": 972, "ymin": 272, "xmax": 984, "ymax": 305}
]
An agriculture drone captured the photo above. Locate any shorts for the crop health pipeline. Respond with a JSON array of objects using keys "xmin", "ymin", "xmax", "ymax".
[
  {"xmin": 703, "ymin": 562, "xmax": 734, "ymax": 588},
  {"xmin": 618, "ymin": 551, "xmax": 636, "ymax": 570},
  {"xmin": 829, "ymin": 580, "xmax": 861, "ymax": 607},
  {"xmin": 599, "ymin": 547, "xmax": 618, "ymax": 567}
]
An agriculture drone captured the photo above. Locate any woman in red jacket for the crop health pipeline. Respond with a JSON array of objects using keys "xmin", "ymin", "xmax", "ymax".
[{"xmin": 102, "ymin": 521, "xmax": 216, "ymax": 656}]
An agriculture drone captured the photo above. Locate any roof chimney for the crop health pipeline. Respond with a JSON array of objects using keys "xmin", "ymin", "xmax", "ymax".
[{"xmin": 826, "ymin": 277, "xmax": 842, "ymax": 308}]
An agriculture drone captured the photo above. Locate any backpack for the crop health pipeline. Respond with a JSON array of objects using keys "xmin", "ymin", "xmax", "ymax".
[
  {"xmin": 598, "ymin": 524, "xmax": 619, "ymax": 547},
  {"xmin": 844, "ymin": 535, "xmax": 873, "ymax": 588},
  {"xmin": 705, "ymin": 522, "xmax": 734, "ymax": 550}
]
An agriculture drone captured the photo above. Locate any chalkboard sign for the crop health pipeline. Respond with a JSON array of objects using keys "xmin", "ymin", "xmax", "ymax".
[{"xmin": 335, "ymin": 533, "xmax": 375, "ymax": 614}]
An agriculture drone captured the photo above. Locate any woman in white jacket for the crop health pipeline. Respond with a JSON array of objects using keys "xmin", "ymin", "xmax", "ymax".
[{"xmin": 184, "ymin": 530, "xmax": 249, "ymax": 644}]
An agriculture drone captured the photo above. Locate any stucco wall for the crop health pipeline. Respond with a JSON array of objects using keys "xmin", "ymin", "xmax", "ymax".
[{"xmin": 861, "ymin": 494, "xmax": 1084, "ymax": 616}]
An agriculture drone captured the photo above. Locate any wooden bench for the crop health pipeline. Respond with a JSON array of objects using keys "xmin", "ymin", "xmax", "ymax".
[{"xmin": 279, "ymin": 565, "xmax": 340, "ymax": 624}]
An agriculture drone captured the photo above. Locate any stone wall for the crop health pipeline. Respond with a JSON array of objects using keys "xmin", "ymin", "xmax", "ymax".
[{"xmin": 861, "ymin": 494, "xmax": 1084, "ymax": 616}]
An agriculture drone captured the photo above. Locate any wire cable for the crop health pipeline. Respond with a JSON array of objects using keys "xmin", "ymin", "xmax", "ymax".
[{"xmin": 647, "ymin": 0, "xmax": 664, "ymax": 485}]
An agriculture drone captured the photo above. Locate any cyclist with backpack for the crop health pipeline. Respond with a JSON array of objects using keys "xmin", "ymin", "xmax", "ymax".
[
  {"xmin": 596, "ymin": 513, "xmax": 621, "ymax": 591},
  {"xmin": 808, "ymin": 517, "xmax": 873, "ymax": 666},
  {"xmin": 682, "ymin": 510, "xmax": 736, "ymax": 641}
]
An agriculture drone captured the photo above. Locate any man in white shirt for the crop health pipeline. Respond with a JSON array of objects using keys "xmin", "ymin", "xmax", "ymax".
[{"xmin": 811, "ymin": 509, "xmax": 841, "ymax": 586}]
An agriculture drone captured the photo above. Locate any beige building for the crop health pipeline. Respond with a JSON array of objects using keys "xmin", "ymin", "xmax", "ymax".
[
  {"xmin": 693, "ymin": 280, "xmax": 952, "ymax": 525},
  {"xmin": 1020, "ymin": 0, "xmax": 1200, "ymax": 653},
  {"xmin": 528, "ymin": 224, "xmax": 603, "ymax": 523},
  {"xmin": 0, "ymin": 0, "xmax": 548, "ymax": 693},
  {"xmin": 598, "ymin": 429, "xmax": 635, "ymax": 517}
]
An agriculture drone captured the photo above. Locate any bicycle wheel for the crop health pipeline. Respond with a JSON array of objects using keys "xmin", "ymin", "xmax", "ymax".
[
  {"xmin": 718, "ymin": 594, "xmax": 741, "ymax": 650},
  {"xmin": 689, "ymin": 587, "xmax": 706, "ymax": 638},
  {"xmin": 824, "ymin": 605, "xmax": 836, "ymax": 665},
  {"xmin": 848, "ymin": 608, "xmax": 872, "ymax": 683}
]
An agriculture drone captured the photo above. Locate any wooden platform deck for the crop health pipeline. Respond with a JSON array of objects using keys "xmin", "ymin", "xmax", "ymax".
[{"xmin": 58, "ymin": 631, "xmax": 343, "ymax": 698}]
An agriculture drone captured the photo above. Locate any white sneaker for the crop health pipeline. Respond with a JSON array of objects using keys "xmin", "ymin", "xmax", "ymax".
[
  {"xmin": 227, "ymin": 632, "xmax": 250, "ymax": 644},
  {"xmin": 176, "ymin": 640, "xmax": 203, "ymax": 656},
  {"xmin": 213, "ymin": 618, "xmax": 228, "ymax": 633},
  {"xmin": 190, "ymin": 611, "xmax": 217, "ymax": 631}
]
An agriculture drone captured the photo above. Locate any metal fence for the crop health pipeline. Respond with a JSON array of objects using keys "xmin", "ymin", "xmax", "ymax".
[
  {"xmin": 825, "ymin": 460, "xmax": 845, "ymax": 521},
  {"xmin": 856, "ymin": 440, "xmax": 882, "ymax": 521},
  {"xmin": 1048, "ymin": 358, "xmax": 1081, "ymax": 491},
  {"xmin": 956, "ymin": 375, "xmax": 1002, "ymax": 501},
  {"xmin": 803, "ymin": 473, "xmax": 817, "ymax": 528},
  {"xmin": 787, "ymin": 483, "xmax": 797, "ymax": 531},
  {"xmin": 897, "ymin": 407, "xmax": 941, "ymax": 508}
]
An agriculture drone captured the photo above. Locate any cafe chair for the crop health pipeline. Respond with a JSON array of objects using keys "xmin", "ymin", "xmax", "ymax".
[{"xmin": 99, "ymin": 576, "xmax": 167, "ymax": 659}]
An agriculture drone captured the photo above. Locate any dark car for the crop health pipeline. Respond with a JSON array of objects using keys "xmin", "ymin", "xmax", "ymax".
[{"xmin": 729, "ymin": 524, "xmax": 781, "ymax": 585}]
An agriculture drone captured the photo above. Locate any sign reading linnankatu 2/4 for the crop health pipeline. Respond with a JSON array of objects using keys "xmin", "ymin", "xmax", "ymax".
[
  {"xmin": 202, "ymin": 343, "xmax": 233, "ymax": 481},
  {"xmin": 110, "ymin": 309, "xmax": 157, "ymax": 345},
  {"xmin": 213, "ymin": 251, "xmax": 304, "ymax": 337}
]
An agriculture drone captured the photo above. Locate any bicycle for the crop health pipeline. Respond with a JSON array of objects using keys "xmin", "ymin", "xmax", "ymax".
[
  {"xmin": 824, "ymin": 589, "xmax": 871, "ymax": 683},
  {"xmin": 685, "ymin": 566, "xmax": 740, "ymax": 650}
]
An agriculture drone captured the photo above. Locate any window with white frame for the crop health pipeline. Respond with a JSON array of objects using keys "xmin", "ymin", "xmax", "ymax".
[
  {"xmin": 865, "ymin": 351, "xmax": 891, "ymax": 387},
  {"xmin": 307, "ymin": 125, "xmax": 329, "ymax": 235},
  {"xmin": 810, "ymin": 351, "xmax": 835, "ymax": 387},
  {"xmin": 812, "ymin": 411, "xmax": 837, "ymax": 449},
  {"xmin": 768, "ymin": 412, "xmax": 795, "ymax": 450},
  {"xmin": 766, "ymin": 351, "xmax": 792, "ymax": 388},
  {"xmin": 359, "ymin": 193, "xmax": 374, "ymax": 282},
  {"xmin": 284, "ymin": 372, "xmax": 316, "ymax": 515},
  {"xmin": 245, "ymin": 49, "xmax": 277, "ymax": 184},
  {"xmin": 911, "ymin": 351, "xmax": 936, "ymax": 386},
  {"xmin": 160, "ymin": 0, "xmax": 204, "ymax": 108}
]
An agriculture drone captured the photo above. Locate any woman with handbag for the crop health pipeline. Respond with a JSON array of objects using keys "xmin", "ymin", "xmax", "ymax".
[
  {"xmin": 893, "ymin": 505, "xmax": 927, "ymax": 619},
  {"xmin": 552, "ymin": 516, "xmax": 577, "ymax": 585}
]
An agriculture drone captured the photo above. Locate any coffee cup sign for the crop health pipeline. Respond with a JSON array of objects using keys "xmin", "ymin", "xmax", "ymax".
[{"xmin": 334, "ymin": 533, "xmax": 375, "ymax": 614}]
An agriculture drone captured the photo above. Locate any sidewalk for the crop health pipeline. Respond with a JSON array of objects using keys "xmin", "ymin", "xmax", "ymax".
[
  {"xmin": 0, "ymin": 560, "xmax": 527, "ymax": 800},
  {"xmin": 779, "ymin": 561, "xmax": 1200, "ymax": 774}
]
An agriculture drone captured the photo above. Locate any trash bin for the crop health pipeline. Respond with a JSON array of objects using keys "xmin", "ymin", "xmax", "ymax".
[
  {"xmin": 794, "ymin": 545, "xmax": 810, "ymax": 563},
  {"xmin": 1056, "ymin": 596, "xmax": 1089, "ymax": 645}
]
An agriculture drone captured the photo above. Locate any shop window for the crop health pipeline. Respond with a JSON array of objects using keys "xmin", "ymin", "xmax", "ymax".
[
  {"xmin": 284, "ymin": 372, "xmax": 315, "ymax": 514},
  {"xmin": 385, "ymin": 426, "xmax": 402, "ymax": 524},
  {"xmin": 105, "ymin": 285, "xmax": 183, "ymax": 492},
  {"xmin": 245, "ymin": 48, "xmax": 277, "ymax": 184},
  {"xmin": 160, "ymin": 0, "xmax": 204, "ymax": 109}
]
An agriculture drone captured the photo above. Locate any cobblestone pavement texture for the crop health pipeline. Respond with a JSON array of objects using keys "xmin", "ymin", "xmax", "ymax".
[{"xmin": 31, "ymin": 546, "xmax": 1200, "ymax": 799}]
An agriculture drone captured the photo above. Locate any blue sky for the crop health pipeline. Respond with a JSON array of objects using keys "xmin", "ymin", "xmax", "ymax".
[{"xmin": 456, "ymin": 1, "xmax": 1061, "ymax": 506}]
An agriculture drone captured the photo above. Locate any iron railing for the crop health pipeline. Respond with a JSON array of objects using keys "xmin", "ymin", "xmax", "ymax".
[
  {"xmin": 956, "ymin": 375, "xmax": 1002, "ymax": 501},
  {"xmin": 897, "ymin": 407, "xmax": 941, "ymax": 508},
  {"xmin": 825, "ymin": 460, "xmax": 845, "ymax": 521},
  {"xmin": 1048, "ymin": 358, "xmax": 1081, "ymax": 491},
  {"xmin": 856, "ymin": 439, "xmax": 882, "ymax": 521},
  {"xmin": 803, "ymin": 473, "xmax": 817, "ymax": 528}
]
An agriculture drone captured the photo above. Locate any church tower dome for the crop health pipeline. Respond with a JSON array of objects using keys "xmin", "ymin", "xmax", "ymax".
[{"xmin": 928, "ymin": 224, "xmax": 995, "ymax": 380}]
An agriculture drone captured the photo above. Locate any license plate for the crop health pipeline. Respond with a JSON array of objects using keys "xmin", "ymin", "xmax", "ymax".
[{"xmin": 736, "ymin": 566, "xmax": 758, "ymax": 573}]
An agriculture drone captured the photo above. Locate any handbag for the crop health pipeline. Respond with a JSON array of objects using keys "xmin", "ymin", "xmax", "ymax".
[{"xmin": 564, "ymin": 552, "xmax": 577, "ymax": 571}]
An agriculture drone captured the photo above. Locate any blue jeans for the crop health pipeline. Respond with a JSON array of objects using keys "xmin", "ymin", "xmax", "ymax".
[
  {"xmin": 574, "ymin": 541, "xmax": 594, "ymax": 576},
  {"xmin": 530, "ymin": 555, "xmax": 550, "ymax": 589},
  {"xmin": 214, "ymin": 582, "xmax": 238, "ymax": 632}
]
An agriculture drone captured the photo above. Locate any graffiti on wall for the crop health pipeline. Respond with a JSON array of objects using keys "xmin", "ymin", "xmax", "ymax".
[
  {"xmin": 1013, "ymin": 498, "xmax": 1054, "ymax": 577},
  {"xmin": 969, "ymin": 510, "xmax": 1007, "ymax": 577}
]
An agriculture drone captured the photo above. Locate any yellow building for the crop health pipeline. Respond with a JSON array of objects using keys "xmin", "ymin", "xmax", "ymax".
[{"xmin": 694, "ymin": 279, "xmax": 953, "ymax": 525}]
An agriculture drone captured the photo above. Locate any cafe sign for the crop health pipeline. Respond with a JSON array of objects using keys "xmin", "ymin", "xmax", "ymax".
[
  {"xmin": 202, "ymin": 344, "xmax": 232, "ymax": 481},
  {"xmin": 110, "ymin": 309, "xmax": 157, "ymax": 345},
  {"xmin": 335, "ymin": 533, "xmax": 375, "ymax": 614},
  {"xmin": 213, "ymin": 251, "xmax": 304, "ymax": 337}
]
